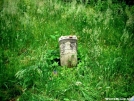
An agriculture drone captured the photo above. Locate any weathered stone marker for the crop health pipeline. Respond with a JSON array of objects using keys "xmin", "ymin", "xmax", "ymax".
[{"xmin": 59, "ymin": 35, "xmax": 77, "ymax": 67}]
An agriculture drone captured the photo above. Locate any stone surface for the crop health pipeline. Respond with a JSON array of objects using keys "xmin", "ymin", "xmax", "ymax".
[{"xmin": 59, "ymin": 35, "xmax": 77, "ymax": 67}]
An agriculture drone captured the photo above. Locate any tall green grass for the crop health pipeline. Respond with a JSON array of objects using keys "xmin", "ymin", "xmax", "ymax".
[{"xmin": 0, "ymin": 0, "xmax": 134, "ymax": 101}]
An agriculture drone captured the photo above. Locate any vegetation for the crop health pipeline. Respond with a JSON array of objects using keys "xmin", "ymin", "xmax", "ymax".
[{"xmin": 0, "ymin": 0, "xmax": 134, "ymax": 101}]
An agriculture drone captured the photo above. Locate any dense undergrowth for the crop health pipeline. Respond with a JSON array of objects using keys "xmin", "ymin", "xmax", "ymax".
[{"xmin": 0, "ymin": 0, "xmax": 134, "ymax": 101}]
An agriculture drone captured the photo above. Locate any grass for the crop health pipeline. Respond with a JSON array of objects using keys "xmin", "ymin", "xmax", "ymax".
[{"xmin": 0, "ymin": 0, "xmax": 134, "ymax": 101}]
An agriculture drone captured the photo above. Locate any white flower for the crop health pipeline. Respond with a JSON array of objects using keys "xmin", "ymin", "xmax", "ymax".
[
  {"xmin": 75, "ymin": 81, "xmax": 82, "ymax": 86},
  {"xmin": 129, "ymin": 96, "xmax": 134, "ymax": 101}
]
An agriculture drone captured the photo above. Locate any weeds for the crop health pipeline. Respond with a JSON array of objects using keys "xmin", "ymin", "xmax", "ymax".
[{"xmin": 0, "ymin": 0, "xmax": 134, "ymax": 101}]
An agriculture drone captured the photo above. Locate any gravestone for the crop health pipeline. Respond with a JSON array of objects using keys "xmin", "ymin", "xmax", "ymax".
[{"xmin": 59, "ymin": 35, "xmax": 77, "ymax": 67}]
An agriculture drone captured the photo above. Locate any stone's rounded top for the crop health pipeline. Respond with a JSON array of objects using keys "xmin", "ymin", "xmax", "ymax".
[{"xmin": 59, "ymin": 35, "xmax": 77, "ymax": 42}]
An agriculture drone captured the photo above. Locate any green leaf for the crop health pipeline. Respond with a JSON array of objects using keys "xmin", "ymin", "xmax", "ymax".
[
  {"xmin": 50, "ymin": 35, "xmax": 56, "ymax": 40},
  {"xmin": 64, "ymin": 98, "xmax": 70, "ymax": 101}
]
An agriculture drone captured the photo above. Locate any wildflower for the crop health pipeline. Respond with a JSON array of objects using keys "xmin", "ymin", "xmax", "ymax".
[
  {"xmin": 52, "ymin": 70, "xmax": 58, "ymax": 76},
  {"xmin": 75, "ymin": 81, "xmax": 82, "ymax": 86},
  {"xmin": 129, "ymin": 96, "xmax": 134, "ymax": 101}
]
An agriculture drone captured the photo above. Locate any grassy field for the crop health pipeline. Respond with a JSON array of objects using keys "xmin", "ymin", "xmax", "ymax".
[{"xmin": 0, "ymin": 0, "xmax": 134, "ymax": 101}]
